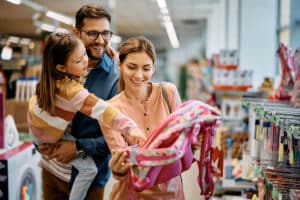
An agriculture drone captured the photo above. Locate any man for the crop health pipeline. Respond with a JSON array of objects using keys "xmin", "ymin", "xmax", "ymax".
[{"xmin": 38, "ymin": 5, "xmax": 118, "ymax": 200}]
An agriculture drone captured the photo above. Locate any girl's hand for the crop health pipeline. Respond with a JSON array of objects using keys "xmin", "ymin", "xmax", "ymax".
[
  {"xmin": 128, "ymin": 127, "xmax": 147, "ymax": 146},
  {"xmin": 105, "ymin": 45, "xmax": 118, "ymax": 61},
  {"xmin": 109, "ymin": 150, "xmax": 131, "ymax": 176}
]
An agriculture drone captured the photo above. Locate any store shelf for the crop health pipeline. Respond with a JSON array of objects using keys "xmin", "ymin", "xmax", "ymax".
[
  {"xmin": 222, "ymin": 179, "xmax": 257, "ymax": 192},
  {"xmin": 213, "ymin": 84, "xmax": 252, "ymax": 92},
  {"xmin": 243, "ymin": 97, "xmax": 300, "ymax": 198}
]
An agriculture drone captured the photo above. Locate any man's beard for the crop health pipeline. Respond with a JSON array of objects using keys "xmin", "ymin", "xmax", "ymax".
[{"xmin": 87, "ymin": 46, "xmax": 104, "ymax": 60}]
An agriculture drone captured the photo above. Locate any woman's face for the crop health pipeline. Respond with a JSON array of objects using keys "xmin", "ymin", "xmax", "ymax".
[{"xmin": 119, "ymin": 52, "xmax": 154, "ymax": 91}]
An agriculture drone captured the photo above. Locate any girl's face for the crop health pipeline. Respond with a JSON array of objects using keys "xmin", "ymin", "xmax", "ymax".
[
  {"xmin": 63, "ymin": 41, "xmax": 89, "ymax": 77},
  {"xmin": 119, "ymin": 52, "xmax": 154, "ymax": 91}
]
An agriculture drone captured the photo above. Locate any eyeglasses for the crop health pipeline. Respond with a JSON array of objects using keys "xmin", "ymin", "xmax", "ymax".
[{"xmin": 81, "ymin": 29, "xmax": 113, "ymax": 40}]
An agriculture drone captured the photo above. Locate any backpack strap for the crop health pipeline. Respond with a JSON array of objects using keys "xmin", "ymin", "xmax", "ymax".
[
  {"xmin": 160, "ymin": 82, "xmax": 172, "ymax": 114},
  {"xmin": 160, "ymin": 82, "xmax": 185, "ymax": 185}
]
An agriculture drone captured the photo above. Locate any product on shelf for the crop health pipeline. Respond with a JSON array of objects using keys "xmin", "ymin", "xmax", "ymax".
[
  {"xmin": 212, "ymin": 49, "xmax": 253, "ymax": 91},
  {"xmin": 271, "ymin": 43, "xmax": 295, "ymax": 101},
  {"xmin": 259, "ymin": 77, "xmax": 274, "ymax": 92},
  {"xmin": 243, "ymin": 98, "xmax": 300, "ymax": 199},
  {"xmin": 291, "ymin": 48, "xmax": 300, "ymax": 107}
]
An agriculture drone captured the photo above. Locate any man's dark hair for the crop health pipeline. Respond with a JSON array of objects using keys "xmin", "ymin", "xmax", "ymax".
[{"xmin": 75, "ymin": 5, "xmax": 111, "ymax": 29}]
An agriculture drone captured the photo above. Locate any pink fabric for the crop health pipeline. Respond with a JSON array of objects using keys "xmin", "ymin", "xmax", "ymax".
[
  {"xmin": 122, "ymin": 100, "xmax": 221, "ymax": 197},
  {"xmin": 274, "ymin": 43, "xmax": 295, "ymax": 100}
]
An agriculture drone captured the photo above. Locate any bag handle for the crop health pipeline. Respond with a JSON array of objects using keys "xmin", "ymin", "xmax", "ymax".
[{"xmin": 160, "ymin": 82, "xmax": 172, "ymax": 114}]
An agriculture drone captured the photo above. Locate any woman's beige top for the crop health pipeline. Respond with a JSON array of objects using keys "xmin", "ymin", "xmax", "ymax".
[{"xmin": 101, "ymin": 82, "xmax": 185, "ymax": 200}]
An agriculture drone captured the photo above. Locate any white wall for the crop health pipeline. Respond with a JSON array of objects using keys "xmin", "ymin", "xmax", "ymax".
[
  {"xmin": 206, "ymin": 1, "xmax": 226, "ymax": 58},
  {"xmin": 239, "ymin": 0, "xmax": 278, "ymax": 88},
  {"xmin": 227, "ymin": 0, "xmax": 239, "ymax": 50}
]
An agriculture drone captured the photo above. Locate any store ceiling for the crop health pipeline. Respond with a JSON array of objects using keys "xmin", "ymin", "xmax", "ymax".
[{"xmin": 0, "ymin": 0, "xmax": 219, "ymax": 51}]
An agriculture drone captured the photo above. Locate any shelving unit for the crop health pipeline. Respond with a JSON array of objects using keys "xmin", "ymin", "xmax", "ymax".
[{"xmin": 243, "ymin": 98, "xmax": 300, "ymax": 199}]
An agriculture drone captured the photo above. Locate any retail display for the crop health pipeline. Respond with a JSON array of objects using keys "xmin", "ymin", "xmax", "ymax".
[
  {"xmin": 271, "ymin": 43, "xmax": 295, "ymax": 101},
  {"xmin": 0, "ymin": 142, "xmax": 41, "ymax": 200},
  {"xmin": 15, "ymin": 77, "xmax": 38, "ymax": 102},
  {"xmin": 292, "ymin": 48, "xmax": 300, "ymax": 107},
  {"xmin": 243, "ymin": 98, "xmax": 300, "ymax": 199},
  {"xmin": 212, "ymin": 50, "xmax": 253, "ymax": 92}
]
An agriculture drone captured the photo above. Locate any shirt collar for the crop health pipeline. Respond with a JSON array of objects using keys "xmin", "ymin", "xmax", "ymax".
[{"xmin": 95, "ymin": 53, "xmax": 114, "ymax": 73}]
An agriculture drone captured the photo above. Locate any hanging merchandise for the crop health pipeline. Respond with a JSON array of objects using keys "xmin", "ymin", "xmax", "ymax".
[
  {"xmin": 291, "ymin": 48, "xmax": 300, "ymax": 107},
  {"xmin": 243, "ymin": 98, "xmax": 300, "ymax": 199},
  {"xmin": 271, "ymin": 43, "xmax": 295, "ymax": 101}
]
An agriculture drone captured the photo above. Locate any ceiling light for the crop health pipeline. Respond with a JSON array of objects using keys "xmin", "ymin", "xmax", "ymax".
[
  {"xmin": 156, "ymin": 0, "xmax": 167, "ymax": 9},
  {"xmin": 160, "ymin": 7, "xmax": 168, "ymax": 15},
  {"xmin": 40, "ymin": 23, "xmax": 55, "ymax": 32},
  {"xmin": 5, "ymin": 0, "xmax": 21, "ymax": 5},
  {"xmin": 46, "ymin": 11, "xmax": 74, "ymax": 25},
  {"xmin": 55, "ymin": 27, "xmax": 70, "ymax": 33},
  {"xmin": 164, "ymin": 21, "xmax": 179, "ymax": 48}
]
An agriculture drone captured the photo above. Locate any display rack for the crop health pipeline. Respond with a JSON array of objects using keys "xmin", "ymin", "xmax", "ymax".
[{"xmin": 242, "ymin": 98, "xmax": 300, "ymax": 199}]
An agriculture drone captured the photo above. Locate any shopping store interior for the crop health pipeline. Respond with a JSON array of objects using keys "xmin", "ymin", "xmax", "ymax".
[{"xmin": 0, "ymin": 0, "xmax": 300, "ymax": 199}]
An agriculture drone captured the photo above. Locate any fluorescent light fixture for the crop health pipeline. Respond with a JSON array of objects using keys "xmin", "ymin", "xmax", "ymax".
[
  {"xmin": 5, "ymin": 0, "xmax": 21, "ymax": 5},
  {"xmin": 111, "ymin": 35, "xmax": 122, "ymax": 44},
  {"xmin": 40, "ymin": 23, "xmax": 55, "ymax": 32},
  {"xmin": 155, "ymin": 0, "xmax": 179, "ymax": 48},
  {"xmin": 162, "ymin": 15, "xmax": 171, "ymax": 22},
  {"xmin": 46, "ymin": 10, "xmax": 74, "ymax": 25},
  {"xmin": 164, "ymin": 21, "xmax": 179, "ymax": 48},
  {"xmin": 55, "ymin": 27, "xmax": 70, "ymax": 33},
  {"xmin": 156, "ymin": 0, "xmax": 167, "ymax": 9},
  {"xmin": 160, "ymin": 7, "xmax": 168, "ymax": 15}
]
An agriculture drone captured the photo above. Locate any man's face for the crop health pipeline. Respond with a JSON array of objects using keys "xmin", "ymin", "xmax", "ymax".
[{"xmin": 75, "ymin": 18, "xmax": 111, "ymax": 61}]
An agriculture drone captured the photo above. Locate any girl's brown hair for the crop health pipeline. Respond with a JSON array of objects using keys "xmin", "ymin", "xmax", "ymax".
[
  {"xmin": 118, "ymin": 36, "xmax": 156, "ymax": 92},
  {"xmin": 36, "ymin": 33, "xmax": 81, "ymax": 115}
]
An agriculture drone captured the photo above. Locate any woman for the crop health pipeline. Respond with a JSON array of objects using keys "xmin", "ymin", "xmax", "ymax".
[{"xmin": 101, "ymin": 36, "xmax": 186, "ymax": 199}]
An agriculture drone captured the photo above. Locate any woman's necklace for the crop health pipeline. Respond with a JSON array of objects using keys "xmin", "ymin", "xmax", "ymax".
[
  {"xmin": 124, "ymin": 83, "xmax": 152, "ymax": 104},
  {"xmin": 124, "ymin": 91, "xmax": 147, "ymax": 104}
]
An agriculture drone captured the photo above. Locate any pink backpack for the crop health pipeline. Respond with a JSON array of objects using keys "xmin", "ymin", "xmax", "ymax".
[{"xmin": 122, "ymin": 100, "xmax": 221, "ymax": 198}]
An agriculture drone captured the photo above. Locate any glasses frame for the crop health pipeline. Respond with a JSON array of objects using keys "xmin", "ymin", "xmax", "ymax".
[{"xmin": 80, "ymin": 29, "xmax": 113, "ymax": 40}]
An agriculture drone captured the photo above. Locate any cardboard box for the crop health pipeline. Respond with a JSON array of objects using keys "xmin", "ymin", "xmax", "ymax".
[{"xmin": 5, "ymin": 99, "xmax": 28, "ymax": 132}]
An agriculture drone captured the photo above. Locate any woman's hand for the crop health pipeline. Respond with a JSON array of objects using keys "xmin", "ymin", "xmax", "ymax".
[{"xmin": 109, "ymin": 150, "xmax": 132, "ymax": 176}]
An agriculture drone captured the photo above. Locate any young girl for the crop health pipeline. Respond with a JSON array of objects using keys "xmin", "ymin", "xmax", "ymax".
[{"xmin": 28, "ymin": 33, "xmax": 145, "ymax": 200}]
